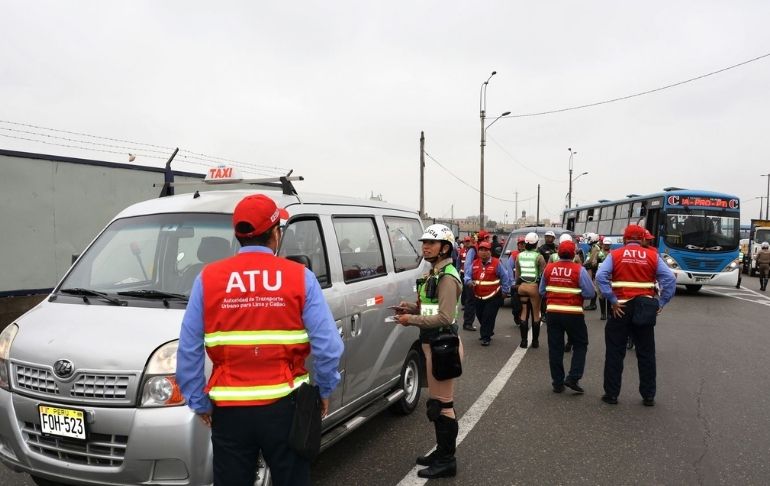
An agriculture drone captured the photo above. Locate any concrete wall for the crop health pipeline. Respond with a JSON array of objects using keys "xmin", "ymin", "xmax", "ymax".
[{"xmin": 0, "ymin": 150, "xmax": 203, "ymax": 327}]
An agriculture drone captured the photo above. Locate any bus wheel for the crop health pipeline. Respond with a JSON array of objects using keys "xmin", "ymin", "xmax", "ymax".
[{"xmin": 685, "ymin": 285, "xmax": 702, "ymax": 293}]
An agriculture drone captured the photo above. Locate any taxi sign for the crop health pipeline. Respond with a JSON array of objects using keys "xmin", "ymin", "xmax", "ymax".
[
  {"xmin": 39, "ymin": 405, "xmax": 86, "ymax": 440},
  {"xmin": 204, "ymin": 165, "xmax": 244, "ymax": 184}
]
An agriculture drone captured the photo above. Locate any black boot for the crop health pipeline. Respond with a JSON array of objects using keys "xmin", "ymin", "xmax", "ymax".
[
  {"xmin": 584, "ymin": 297, "xmax": 597, "ymax": 310},
  {"xmin": 519, "ymin": 322, "xmax": 529, "ymax": 348},
  {"xmin": 531, "ymin": 320, "xmax": 541, "ymax": 348},
  {"xmin": 599, "ymin": 298, "xmax": 607, "ymax": 320},
  {"xmin": 418, "ymin": 416, "xmax": 457, "ymax": 479}
]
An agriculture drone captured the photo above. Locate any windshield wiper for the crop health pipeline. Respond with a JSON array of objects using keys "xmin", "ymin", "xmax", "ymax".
[
  {"xmin": 117, "ymin": 290, "xmax": 189, "ymax": 301},
  {"xmin": 59, "ymin": 288, "xmax": 126, "ymax": 306}
]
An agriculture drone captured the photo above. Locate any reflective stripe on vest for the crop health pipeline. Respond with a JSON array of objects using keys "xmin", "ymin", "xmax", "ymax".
[
  {"xmin": 546, "ymin": 303, "xmax": 584, "ymax": 313},
  {"xmin": 518, "ymin": 251, "xmax": 539, "ymax": 281},
  {"xmin": 418, "ymin": 263, "xmax": 461, "ymax": 322},
  {"xmin": 209, "ymin": 374, "xmax": 310, "ymax": 401},
  {"xmin": 611, "ymin": 281, "xmax": 656, "ymax": 289},
  {"xmin": 204, "ymin": 329, "xmax": 310, "ymax": 347},
  {"xmin": 545, "ymin": 285, "xmax": 582, "ymax": 294}
]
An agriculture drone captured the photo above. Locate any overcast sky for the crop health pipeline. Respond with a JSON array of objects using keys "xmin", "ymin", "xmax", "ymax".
[{"xmin": 2, "ymin": 1, "xmax": 770, "ymax": 225}]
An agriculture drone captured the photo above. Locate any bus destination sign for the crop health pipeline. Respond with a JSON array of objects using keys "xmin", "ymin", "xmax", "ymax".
[{"xmin": 667, "ymin": 195, "xmax": 739, "ymax": 209}]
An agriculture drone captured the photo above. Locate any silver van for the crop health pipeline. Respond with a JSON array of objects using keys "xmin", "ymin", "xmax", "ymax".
[{"xmin": 0, "ymin": 179, "xmax": 428, "ymax": 485}]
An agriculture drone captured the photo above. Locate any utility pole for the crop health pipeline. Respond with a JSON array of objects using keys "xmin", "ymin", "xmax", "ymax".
[
  {"xmin": 514, "ymin": 191, "xmax": 518, "ymax": 229},
  {"xmin": 419, "ymin": 131, "xmax": 425, "ymax": 219},
  {"xmin": 536, "ymin": 184, "xmax": 541, "ymax": 226}
]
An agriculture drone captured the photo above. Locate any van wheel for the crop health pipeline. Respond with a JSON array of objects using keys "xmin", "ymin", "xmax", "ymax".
[
  {"xmin": 685, "ymin": 285, "xmax": 702, "ymax": 293},
  {"xmin": 32, "ymin": 476, "xmax": 66, "ymax": 486},
  {"xmin": 390, "ymin": 348, "xmax": 421, "ymax": 415},
  {"xmin": 254, "ymin": 452, "xmax": 272, "ymax": 486}
]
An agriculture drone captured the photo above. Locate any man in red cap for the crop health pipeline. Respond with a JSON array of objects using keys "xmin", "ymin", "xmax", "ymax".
[
  {"xmin": 595, "ymin": 224, "xmax": 676, "ymax": 406},
  {"xmin": 539, "ymin": 240, "xmax": 595, "ymax": 393},
  {"xmin": 177, "ymin": 194, "xmax": 344, "ymax": 486},
  {"xmin": 465, "ymin": 240, "xmax": 512, "ymax": 346},
  {"xmin": 461, "ymin": 230, "xmax": 493, "ymax": 331}
]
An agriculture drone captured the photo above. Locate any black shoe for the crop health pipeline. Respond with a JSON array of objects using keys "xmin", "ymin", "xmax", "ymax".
[
  {"xmin": 643, "ymin": 397, "xmax": 655, "ymax": 407},
  {"xmin": 564, "ymin": 342, "xmax": 573, "ymax": 352},
  {"xmin": 463, "ymin": 324, "xmax": 477, "ymax": 331},
  {"xmin": 520, "ymin": 340, "xmax": 528, "ymax": 349},
  {"xmin": 600, "ymin": 313, "xmax": 607, "ymax": 320},
  {"xmin": 553, "ymin": 384, "xmax": 565, "ymax": 393},
  {"xmin": 531, "ymin": 340, "xmax": 539, "ymax": 349},
  {"xmin": 481, "ymin": 338, "xmax": 491, "ymax": 346},
  {"xmin": 564, "ymin": 378, "xmax": 585, "ymax": 394},
  {"xmin": 626, "ymin": 339, "xmax": 634, "ymax": 350},
  {"xmin": 417, "ymin": 457, "xmax": 457, "ymax": 479},
  {"xmin": 601, "ymin": 395, "xmax": 618, "ymax": 405},
  {"xmin": 583, "ymin": 304, "xmax": 597, "ymax": 310}
]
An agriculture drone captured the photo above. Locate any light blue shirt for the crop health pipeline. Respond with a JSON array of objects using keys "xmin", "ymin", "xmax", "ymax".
[
  {"xmin": 595, "ymin": 243, "xmax": 676, "ymax": 308},
  {"xmin": 177, "ymin": 246, "xmax": 344, "ymax": 413},
  {"xmin": 539, "ymin": 260, "xmax": 596, "ymax": 298}
]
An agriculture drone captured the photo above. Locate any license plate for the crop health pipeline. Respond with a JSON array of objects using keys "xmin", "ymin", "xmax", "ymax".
[
  {"xmin": 39, "ymin": 405, "xmax": 86, "ymax": 440},
  {"xmin": 694, "ymin": 276, "xmax": 710, "ymax": 282}
]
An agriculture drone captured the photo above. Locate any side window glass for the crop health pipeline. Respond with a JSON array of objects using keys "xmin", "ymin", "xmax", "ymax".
[
  {"xmin": 278, "ymin": 218, "xmax": 330, "ymax": 288},
  {"xmin": 384, "ymin": 216, "xmax": 423, "ymax": 272},
  {"xmin": 333, "ymin": 217, "xmax": 386, "ymax": 282}
]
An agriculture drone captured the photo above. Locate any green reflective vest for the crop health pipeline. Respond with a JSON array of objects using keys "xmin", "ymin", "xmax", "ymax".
[{"xmin": 518, "ymin": 250, "xmax": 540, "ymax": 282}]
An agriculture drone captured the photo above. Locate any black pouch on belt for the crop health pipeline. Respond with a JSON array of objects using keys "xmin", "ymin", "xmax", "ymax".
[
  {"xmin": 430, "ymin": 330, "xmax": 462, "ymax": 380},
  {"xmin": 288, "ymin": 383, "xmax": 322, "ymax": 461},
  {"xmin": 631, "ymin": 297, "xmax": 659, "ymax": 326}
]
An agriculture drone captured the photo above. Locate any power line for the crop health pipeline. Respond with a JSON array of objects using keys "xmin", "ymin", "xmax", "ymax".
[
  {"xmin": 0, "ymin": 119, "xmax": 292, "ymax": 176},
  {"xmin": 502, "ymin": 51, "xmax": 770, "ymax": 119},
  {"xmin": 423, "ymin": 150, "xmax": 536, "ymax": 203},
  {"xmin": 487, "ymin": 135, "xmax": 565, "ymax": 183}
]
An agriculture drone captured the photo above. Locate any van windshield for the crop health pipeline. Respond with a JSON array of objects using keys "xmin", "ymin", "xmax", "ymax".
[{"xmin": 59, "ymin": 213, "xmax": 236, "ymax": 298}]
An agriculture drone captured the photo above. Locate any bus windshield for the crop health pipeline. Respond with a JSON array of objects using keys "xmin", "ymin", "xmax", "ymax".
[{"xmin": 664, "ymin": 210, "xmax": 739, "ymax": 251}]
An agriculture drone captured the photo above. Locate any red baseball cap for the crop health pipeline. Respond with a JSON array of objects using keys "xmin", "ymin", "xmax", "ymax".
[
  {"xmin": 517, "ymin": 235, "xmax": 526, "ymax": 243},
  {"xmin": 463, "ymin": 236, "xmax": 471, "ymax": 242},
  {"xmin": 233, "ymin": 194, "xmax": 289, "ymax": 238},
  {"xmin": 478, "ymin": 230, "xmax": 490, "ymax": 240},
  {"xmin": 623, "ymin": 224, "xmax": 646, "ymax": 240},
  {"xmin": 478, "ymin": 241, "xmax": 492, "ymax": 249},
  {"xmin": 644, "ymin": 229, "xmax": 653, "ymax": 240},
  {"xmin": 557, "ymin": 240, "xmax": 576, "ymax": 258}
]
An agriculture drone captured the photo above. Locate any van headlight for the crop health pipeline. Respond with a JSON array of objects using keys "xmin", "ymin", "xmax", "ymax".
[
  {"xmin": 140, "ymin": 340, "xmax": 185, "ymax": 407},
  {"xmin": 663, "ymin": 254, "xmax": 680, "ymax": 270},
  {"xmin": 0, "ymin": 324, "xmax": 19, "ymax": 390}
]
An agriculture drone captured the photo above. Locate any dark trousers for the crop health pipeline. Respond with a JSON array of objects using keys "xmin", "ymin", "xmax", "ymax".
[
  {"xmin": 603, "ymin": 306, "xmax": 657, "ymax": 399},
  {"xmin": 546, "ymin": 312, "xmax": 588, "ymax": 386},
  {"xmin": 463, "ymin": 285, "xmax": 477, "ymax": 326},
  {"xmin": 211, "ymin": 395, "xmax": 310, "ymax": 486},
  {"xmin": 475, "ymin": 293, "xmax": 503, "ymax": 340}
]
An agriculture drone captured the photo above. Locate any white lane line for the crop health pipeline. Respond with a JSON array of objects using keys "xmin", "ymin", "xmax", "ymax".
[
  {"xmin": 397, "ymin": 337, "xmax": 529, "ymax": 486},
  {"xmin": 703, "ymin": 286, "xmax": 770, "ymax": 306}
]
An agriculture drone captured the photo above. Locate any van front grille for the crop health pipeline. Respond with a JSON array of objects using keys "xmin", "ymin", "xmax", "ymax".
[
  {"xmin": 13, "ymin": 363, "xmax": 136, "ymax": 403},
  {"xmin": 71, "ymin": 374, "xmax": 130, "ymax": 399},
  {"xmin": 15, "ymin": 365, "xmax": 60, "ymax": 395},
  {"xmin": 22, "ymin": 421, "xmax": 128, "ymax": 467}
]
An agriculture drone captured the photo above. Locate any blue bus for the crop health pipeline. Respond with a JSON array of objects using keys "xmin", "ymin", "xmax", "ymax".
[{"xmin": 562, "ymin": 188, "xmax": 741, "ymax": 292}]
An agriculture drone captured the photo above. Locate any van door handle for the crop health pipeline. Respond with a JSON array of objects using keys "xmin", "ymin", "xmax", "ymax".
[{"xmin": 351, "ymin": 314, "xmax": 361, "ymax": 337}]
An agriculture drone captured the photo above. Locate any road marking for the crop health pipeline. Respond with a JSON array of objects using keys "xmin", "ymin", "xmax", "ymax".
[
  {"xmin": 397, "ymin": 336, "xmax": 529, "ymax": 485},
  {"xmin": 703, "ymin": 286, "xmax": 770, "ymax": 306}
]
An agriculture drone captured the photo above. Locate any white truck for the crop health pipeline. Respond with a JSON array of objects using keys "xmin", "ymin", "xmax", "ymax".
[{"xmin": 748, "ymin": 219, "xmax": 770, "ymax": 276}]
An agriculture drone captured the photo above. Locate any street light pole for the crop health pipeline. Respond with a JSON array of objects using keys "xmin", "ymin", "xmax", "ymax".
[
  {"xmin": 763, "ymin": 173, "xmax": 770, "ymax": 219},
  {"xmin": 479, "ymin": 71, "xmax": 496, "ymax": 231},
  {"xmin": 567, "ymin": 148, "xmax": 577, "ymax": 208}
]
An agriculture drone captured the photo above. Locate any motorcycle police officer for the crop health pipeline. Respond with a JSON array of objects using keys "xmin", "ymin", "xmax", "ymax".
[
  {"xmin": 515, "ymin": 232, "xmax": 547, "ymax": 348},
  {"xmin": 396, "ymin": 224, "xmax": 463, "ymax": 479}
]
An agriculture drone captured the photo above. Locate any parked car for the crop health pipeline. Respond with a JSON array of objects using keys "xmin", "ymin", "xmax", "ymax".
[{"xmin": 0, "ymin": 175, "xmax": 428, "ymax": 486}]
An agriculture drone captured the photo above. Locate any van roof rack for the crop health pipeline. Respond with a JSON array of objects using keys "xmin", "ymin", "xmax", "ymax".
[{"xmin": 155, "ymin": 166, "xmax": 304, "ymax": 196}]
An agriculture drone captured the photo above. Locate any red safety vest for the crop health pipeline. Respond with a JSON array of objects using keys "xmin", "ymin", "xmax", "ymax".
[
  {"xmin": 543, "ymin": 261, "xmax": 584, "ymax": 314},
  {"xmin": 471, "ymin": 257, "xmax": 501, "ymax": 299},
  {"xmin": 609, "ymin": 244, "xmax": 658, "ymax": 303},
  {"xmin": 201, "ymin": 252, "xmax": 310, "ymax": 407},
  {"xmin": 458, "ymin": 247, "xmax": 468, "ymax": 269}
]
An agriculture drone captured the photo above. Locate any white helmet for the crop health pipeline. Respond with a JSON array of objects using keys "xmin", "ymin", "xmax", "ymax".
[
  {"xmin": 419, "ymin": 224, "xmax": 455, "ymax": 243},
  {"xmin": 587, "ymin": 233, "xmax": 599, "ymax": 244},
  {"xmin": 602, "ymin": 237, "xmax": 612, "ymax": 245},
  {"xmin": 524, "ymin": 232, "xmax": 539, "ymax": 244},
  {"xmin": 763, "ymin": 241, "xmax": 770, "ymax": 249},
  {"xmin": 544, "ymin": 230, "xmax": 556, "ymax": 238},
  {"xmin": 559, "ymin": 233, "xmax": 573, "ymax": 243}
]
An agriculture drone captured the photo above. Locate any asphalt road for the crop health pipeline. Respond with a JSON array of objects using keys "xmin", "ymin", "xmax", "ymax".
[{"xmin": 3, "ymin": 276, "xmax": 770, "ymax": 486}]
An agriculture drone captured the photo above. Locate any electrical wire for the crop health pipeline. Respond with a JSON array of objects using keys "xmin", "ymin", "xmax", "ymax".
[
  {"xmin": 502, "ymin": 51, "xmax": 770, "ymax": 119},
  {"xmin": 487, "ymin": 135, "xmax": 566, "ymax": 183},
  {"xmin": 423, "ymin": 150, "xmax": 536, "ymax": 203}
]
